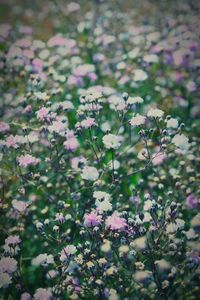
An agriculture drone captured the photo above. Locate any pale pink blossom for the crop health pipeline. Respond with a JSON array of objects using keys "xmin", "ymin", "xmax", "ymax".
[
  {"xmin": 84, "ymin": 211, "xmax": 102, "ymax": 227},
  {"xmin": 0, "ymin": 122, "xmax": 10, "ymax": 133},
  {"xmin": 33, "ymin": 288, "xmax": 52, "ymax": 300},
  {"xmin": 106, "ymin": 212, "xmax": 127, "ymax": 231},
  {"xmin": 36, "ymin": 107, "xmax": 50, "ymax": 121},
  {"xmin": 0, "ymin": 257, "xmax": 17, "ymax": 274},
  {"xmin": 17, "ymin": 154, "xmax": 40, "ymax": 167},
  {"xmin": 64, "ymin": 137, "xmax": 79, "ymax": 151},
  {"xmin": 5, "ymin": 235, "xmax": 21, "ymax": 246},
  {"xmin": 80, "ymin": 117, "xmax": 96, "ymax": 129}
]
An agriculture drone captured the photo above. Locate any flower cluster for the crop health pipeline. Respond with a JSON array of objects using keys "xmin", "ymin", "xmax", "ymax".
[{"xmin": 0, "ymin": 1, "xmax": 199, "ymax": 299}]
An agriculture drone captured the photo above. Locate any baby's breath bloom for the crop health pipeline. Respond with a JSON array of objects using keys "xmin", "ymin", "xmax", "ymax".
[
  {"xmin": 172, "ymin": 134, "xmax": 189, "ymax": 150},
  {"xmin": 81, "ymin": 166, "xmax": 99, "ymax": 181},
  {"xmin": 130, "ymin": 114, "xmax": 146, "ymax": 126},
  {"xmin": 103, "ymin": 134, "xmax": 122, "ymax": 149},
  {"xmin": 147, "ymin": 108, "xmax": 164, "ymax": 118}
]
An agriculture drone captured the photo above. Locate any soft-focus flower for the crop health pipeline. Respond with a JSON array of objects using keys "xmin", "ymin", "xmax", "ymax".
[
  {"xmin": 17, "ymin": 154, "xmax": 40, "ymax": 167},
  {"xmin": 127, "ymin": 96, "xmax": 144, "ymax": 105},
  {"xmin": 64, "ymin": 137, "xmax": 79, "ymax": 151},
  {"xmin": 166, "ymin": 118, "xmax": 178, "ymax": 128},
  {"xmin": 80, "ymin": 117, "xmax": 96, "ymax": 129},
  {"xmin": 33, "ymin": 288, "xmax": 52, "ymax": 300},
  {"xmin": 60, "ymin": 245, "xmax": 77, "ymax": 262},
  {"xmin": 0, "ymin": 257, "xmax": 17, "ymax": 274},
  {"xmin": 147, "ymin": 108, "xmax": 164, "ymax": 118},
  {"xmin": 36, "ymin": 107, "xmax": 50, "ymax": 121},
  {"xmin": 172, "ymin": 134, "xmax": 189, "ymax": 150},
  {"xmin": 81, "ymin": 166, "xmax": 99, "ymax": 181},
  {"xmin": 106, "ymin": 212, "xmax": 127, "ymax": 231},
  {"xmin": 186, "ymin": 194, "xmax": 198, "ymax": 209},
  {"xmin": 130, "ymin": 114, "xmax": 146, "ymax": 126},
  {"xmin": 84, "ymin": 211, "xmax": 102, "ymax": 227},
  {"xmin": 96, "ymin": 199, "xmax": 112, "ymax": 213},
  {"xmin": 32, "ymin": 254, "xmax": 54, "ymax": 266},
  {"xmin": 103, "ymin": 134, "xmax": 122, "ymax": 149},
  {"xmin": 0, "ymin": 122, "xmax": 10, "ymax": 133},
  {"xmin": 20, "ymin": 292, "xmax": 32, "ymax": 300},
  {"xmin": 0, "ymin": 273, "xmax": 12, "ymax": 288}
]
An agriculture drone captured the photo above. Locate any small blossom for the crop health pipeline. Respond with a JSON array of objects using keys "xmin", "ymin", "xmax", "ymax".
[
  {"xmin": 172, "ymin": 134, "xmax": 189, "ymax": 150},
  {"xmin": 106, "ymin": 212, "xmax": 127, "ymax": 231},
  {"xmin": 0, "ymin": 122, "xmax": 10, "ymax": 133},
  {"xmin": 17, "ymin": 154, "xmax": 40, "ymax": 167},
  {"xmin": 186, "ymin": 194, "xmax": 198, "ymax": 209},
  {"xmin": 60, "ymin": 245, "xmax": 77, "ymax": 262},
  {"xmin": 84, "ymin": 211, "xmax": 102, "ymax": 227},
  {"xmin": 130, "ymin": 114, "xmax": 146, "ymax": 126},
  {"xmin": 103, "ymin": 134, "xmax": 122, "ymax": 149},
  {"xmin": 81, "ymin": 166, "xmax": 99, "ymax": 181},
  {"xmin": 0, "ymin": 257, "xmax": 17, "ymax": 274},
  {"xmin": 147, "ymin": 108, "xmax": 164, "ymax": 118},
  {"xmin": 33, "ymin": 288, "xmax": 52, "ymax": 300}
]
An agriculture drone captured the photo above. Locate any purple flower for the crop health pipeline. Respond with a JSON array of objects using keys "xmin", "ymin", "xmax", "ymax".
[{"xmin": 186, "ymin": 194, "xmax": 198, "ymax": 209}]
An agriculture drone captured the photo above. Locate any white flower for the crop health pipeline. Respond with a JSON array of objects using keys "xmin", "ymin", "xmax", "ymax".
[
  {"xmin": 137, "ymin": 149, "xmax": 148, "ymax": 160},
  {"xmin": 93, "ymin": 191, "xmax": 111, "ymax": 201},
  {"xmin": 133, "ymin": 69, "xmax": 148, "ymax": 81},
  {"xmin": 166, "ymin": 118, "xmax": 178, "ymax": 129},
  {"xmin": 33, "ymin": 288, "xmax": 52, "ymax": 300},
  {"xmin": 101, "ymin": 122, "xmax": 111, "ymax": 132},
  {"xmin": 155, "ymin": 259, "xmax": 170, "ymax": 271},
  {"xmin": 95, "ymin": 199, "xmax": 112, "ymax": 213},
  {"xmin": 147, "ymin": 108, "xmax": 164, "ymax": 118},
  {"xmin": 32, "ymin": 254, "xmax": 54, "ymax": 266},
  {"xmin": 130, "ymin": 114, "xmax": 146, "ymax": 126},
  {"xmin": 127, "ymin": 96, "xmax": 144, "ymax": 105},
  {"xmin": 166, "ymin": 218, "xmax": 185, "ymax": 234},
  {"xmin": 172, "ymin": 134, "xmax": 189, "ymax": 150},
  {"xmin": 103, "ymin": 134, "xmax": 122, "ymax": 149},
  {"xmin": 0, "ymin": 273, "xmax": 12, "ymax": 288},
  {"xmin": 144, "ymin": 200, "xmax": 153, "ymax": 211},
  {"xmin": 0, "ymin": 257, "xmax": 17, "ymax": 274},
  {"xmin": 81, "ymin": 166, "xmax": 99, "ymax": 181},
  {"xmin": 108, "ymin": 159, "xmax": 120, "ymax": 170}
]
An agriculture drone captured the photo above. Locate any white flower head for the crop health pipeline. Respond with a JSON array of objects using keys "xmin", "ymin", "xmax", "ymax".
[
  {"xmin": 166, "ymin": 118, "xmax": 178, "ymax": 129},
  {"xmin": 93, "ymin": 191, "xmax": 111, "ymax": 201},
  {"xmin": 103, "ymin": 134, "xmax": 122, "ymax": 149},
  {"xmin": 172, "ymin": 134, "xmax": 189, "ymax": 150},
  {"xmin": 127, "ymin": 96, "xmax": 144, "ymax": 105},
  {"xmin": 81, "ymin": 166, "xmax": 99, "ymax": 181},
  {"xmin": 96, "ymin": 199, "xmax": 112, "ymax": 213},
  {"xmin": 147, "ymin": 108, "xmax": 164, "ymax": 118},
  {"xmin": 130, "ymin": 114, "xmax": 146, "ymax": 127}
]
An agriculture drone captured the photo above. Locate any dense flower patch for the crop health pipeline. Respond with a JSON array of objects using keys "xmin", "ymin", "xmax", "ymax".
[{"xmin": 0, "ymin": 1, "xmax": 200, "ymax": 299}]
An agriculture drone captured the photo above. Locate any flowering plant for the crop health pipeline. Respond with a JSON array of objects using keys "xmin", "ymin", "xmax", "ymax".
[{"xmin": 0, "ymin": 1, "xmax": 199, "ymax": 299}]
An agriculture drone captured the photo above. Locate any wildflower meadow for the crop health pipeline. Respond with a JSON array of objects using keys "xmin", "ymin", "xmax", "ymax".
[{"xmin": 0, "ymin": 0, "xmax": 200, "ymax": 299}]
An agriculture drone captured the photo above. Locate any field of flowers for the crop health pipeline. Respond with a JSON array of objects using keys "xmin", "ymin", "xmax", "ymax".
[{"xmin": 0, "ymin": 0, "xmax": 200, "ymax": 299}]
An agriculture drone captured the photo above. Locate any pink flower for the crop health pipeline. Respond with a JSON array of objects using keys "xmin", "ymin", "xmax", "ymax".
[
  {"xmin": 60, "ymin": 245, "xmax": 77, "ymax": 262},
  {"xmin": 5, "ymin": 235, "xmax": 21, "ymax": 246},
  {"xmin": 0, "ymin": 122, "xmax": 10, "ymax": 133},
  {"xmin": 106, "ymin": 212, "xmax": 127, "ymax": 231},
  {"xmin": 84, "ymin": 211, "xmax": 102, "ymax": 227},
  {"xmin": 64, "ymin": 137, "xmax": 79, "ymax": 151},
  {"xmin": 36, "ymin": 107, "xmax": 50, "ymax": 121},
  {"xmin": 152, "ymin": 152, "xmax": 166, "ymax": 166},
  {"xmin": 186, "ymin": 194, "xmax": 198, "ymax": 209},
  {"xmin": 6, "ymin": 135, "xmax": 18, "ymax": 148},
  {"xmin": 80, "ymin": 117, "xmax": 96, "ymax": 129},
  {"xmin": 0, "ymin": 257, "xmax": 17, "ymax": 274},
  {"xmin": 33, "ymin": 288, "xmax": 52, "ymax": 300},
  {"xmin": 12, "ymin": 200, "xmax": 27, "ymax": 212},
  {"xmin": 17, "ymin": 154, "xmax": 40, "ymax": 167}
]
